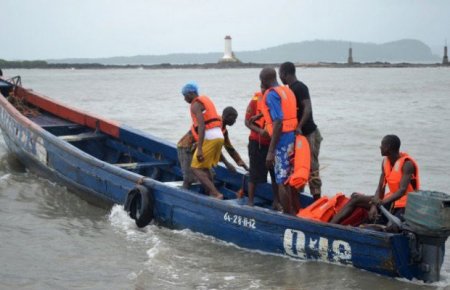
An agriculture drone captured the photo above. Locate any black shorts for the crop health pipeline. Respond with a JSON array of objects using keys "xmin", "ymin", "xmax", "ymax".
[{"xmin": 248, "ymin": 140, "xmax": 275, "ymax": 184}]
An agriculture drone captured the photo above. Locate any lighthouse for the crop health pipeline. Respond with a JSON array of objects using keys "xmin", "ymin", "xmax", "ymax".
[
  {"xmin": 219, "ymin": 35, "xmax": 239, "ymax": 63},
  {"xmin": 347, "ymin": 43, "xmax": 353, "ymax": 65},
  {"xmin": 443, "ymin": 41, "xmax": 449, "ymax": 65}
]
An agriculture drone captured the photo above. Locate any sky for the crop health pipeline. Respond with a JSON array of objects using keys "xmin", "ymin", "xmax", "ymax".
[{"xmin": 1, "ymin": 0, "xmax": 449, "ymax": 60}]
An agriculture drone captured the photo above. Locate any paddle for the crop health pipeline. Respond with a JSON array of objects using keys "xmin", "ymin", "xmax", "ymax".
[{"xmin": 378, "ymin": 204, "xmax": 403, "ymax": 230}]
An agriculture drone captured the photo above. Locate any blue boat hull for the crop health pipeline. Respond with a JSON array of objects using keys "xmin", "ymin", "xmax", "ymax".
[{"xmin": 0, "ymin": 78, "xmax": 436, "ymax": 281}]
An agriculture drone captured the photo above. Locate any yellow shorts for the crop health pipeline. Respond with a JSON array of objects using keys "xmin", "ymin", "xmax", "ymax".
[{"xmin": 191, "ymin": 138, "xmax": 224, "ymax": 169}]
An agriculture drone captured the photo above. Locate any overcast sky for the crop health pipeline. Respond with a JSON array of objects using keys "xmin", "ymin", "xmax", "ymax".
[{"xmin": 2, "ymin": 0, "xmax": 449, "ymax": 60}]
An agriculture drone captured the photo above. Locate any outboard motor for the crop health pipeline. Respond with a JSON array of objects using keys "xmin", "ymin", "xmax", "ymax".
[{"xmin": 404, "ymin": 190, "xmax": 450, "ymax": 282}]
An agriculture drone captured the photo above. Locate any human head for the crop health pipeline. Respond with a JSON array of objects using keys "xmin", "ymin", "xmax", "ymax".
[
  {"xmin": 259, "ymin": 67, "xmax": 277, "ymax": 93},
  {"xmin": 380, "ymin": 135, "xmax": 401, "ymax": 156},
  {"xmin": 181, "ymin": 82, "xmax": 199, "ymax": 103},
  {"xmin": 279, "ymin": 62, "xmax": 296, "ymax": 85},
  {"xmin": 222, "ymin": 106, "xmax": 238, "ymax": 126},
  {"xmin": 0, "ymin": 68, "xmax": 3, "ymax": 77}
]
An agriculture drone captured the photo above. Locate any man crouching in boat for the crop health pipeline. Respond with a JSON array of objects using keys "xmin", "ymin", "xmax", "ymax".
[
  {"xmin": 330, "ymin": 135, "xmax": 420, "ymax": 225},
  {"xmin": 182, "ymin": 82, "xmax": 224, "ymax": 199}
]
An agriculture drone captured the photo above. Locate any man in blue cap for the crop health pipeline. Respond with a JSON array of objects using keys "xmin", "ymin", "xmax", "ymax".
[{"xmin": 179, "ymin": 82, "xmax": 224, "ymax": 199}]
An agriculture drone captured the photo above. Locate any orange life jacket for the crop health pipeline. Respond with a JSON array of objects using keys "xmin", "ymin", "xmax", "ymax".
[
  {"xmin": 297, "ymin": 192, "xmax": 349, "ymax": 222},
  {"xmin": 260, "ymin": 86, "xmax": 298, "ymax": 136},
  {"xmin": 253, "ymin": 91, "xmax": 265, "ymax": 129},
  {"xmin": 285, "ymin": 135, "xmax": 311, "ymax": 189},
  {"xmin": 383, "ymin": 152, "xmax": 420, "ymax": 208},
  {"xmin": 190, "ymin": 95, "xmax": 222, "ymax": 141}
]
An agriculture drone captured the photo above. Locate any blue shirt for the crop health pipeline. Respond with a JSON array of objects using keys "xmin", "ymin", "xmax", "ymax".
[
  {"xmin": 266, "ymin": 89, "xmax": 283, "ymax": 121},
  {"xmin": 265, "ymin": 87, "xmax": 295, "ymax": 148}
]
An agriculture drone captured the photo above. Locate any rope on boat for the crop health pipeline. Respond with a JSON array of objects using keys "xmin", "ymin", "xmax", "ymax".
[{"xmin": 7, "ymin": 93, "xmax": 40, "ymax": 117}]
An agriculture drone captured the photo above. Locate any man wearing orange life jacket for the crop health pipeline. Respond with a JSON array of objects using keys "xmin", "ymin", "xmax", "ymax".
[
  {"xmin": 182, "ymin": 82, "xmax": 224, "ymax": 199},
  {"xmin": 177, "ymin": 106, "xmax": 248, "ymax": 189},
  {"xmin": 245, "ymin": 91, "xmax": 279, "ymax": 208},
  {"xmin": 259, "ymin": 67, "xmax": 298, "ymax": 215},
  {"xmin": 330, "ymin": 135, "xmax": 420, "ymax": 224}
]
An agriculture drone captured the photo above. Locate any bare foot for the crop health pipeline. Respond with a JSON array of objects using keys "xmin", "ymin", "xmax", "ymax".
[
  {"xmin": 247, "ymin": 200, "xmax": 254, "ymax": 206},
  {"xmin": 211, "ymin": 192, "xmax": 223, "ymax": 199},
  {"xmin": 272, "ymin": 202, "xmax": 283, "ymax": 212}
]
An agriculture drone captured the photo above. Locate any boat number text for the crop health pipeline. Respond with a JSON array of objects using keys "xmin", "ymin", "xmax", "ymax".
[
  {"xmin": 283, "ymin": 229, "xmax": 352, "ymax": 264},
  {"xmin": 223, "ymin": 212, "xmax": 256, "ymax": 229}
]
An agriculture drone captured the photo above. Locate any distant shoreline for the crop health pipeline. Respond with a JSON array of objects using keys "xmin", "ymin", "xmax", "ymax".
[{"xmin": 1, "ymin": 60, "xmax": 448, "ymax": 69}]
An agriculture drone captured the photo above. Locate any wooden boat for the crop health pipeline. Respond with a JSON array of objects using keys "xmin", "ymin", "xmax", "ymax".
[{"xmin": 0, "ymin": 76, "xmax": 448, "ymax": 282}]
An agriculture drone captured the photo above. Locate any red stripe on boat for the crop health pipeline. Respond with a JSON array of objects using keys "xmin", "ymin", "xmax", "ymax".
[{"xmin": 16, "ymin": 86, "xmax": 120, "ymax": 138}]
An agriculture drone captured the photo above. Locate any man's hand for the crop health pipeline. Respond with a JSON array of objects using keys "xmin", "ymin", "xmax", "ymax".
[
  {"xmin": 260, "ymin": 129, "xmax": 270, "ymax": 139},
  {"xmin": 266, "ymin": 151, "xmax": 275, "ymax": 169},
  {"xmin": 249, "ymin": 113, "xmax": 263, "ymax": 124},
  {"xmin": 237, "ymin": 160, "xmax": 249, "ymax": 171},
  {"xmin": 370, "ymin": 196, "xmax": 382, "ymax": 207},
  {"xmin": 368, "ymin": 204, "xmax": 379, "ymax": 221},
  {"xmin": 196, "ymin": 149, "xmax": 204, "ymax": 162}
]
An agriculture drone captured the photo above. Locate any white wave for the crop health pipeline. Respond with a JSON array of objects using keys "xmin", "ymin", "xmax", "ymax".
[
  {"xmin": 146, "ymin": 240, "xmax": 161, "ymax": 259},
  {"xmin": 0, "ymin": 173, "xmax": 11, "ymax": 182},
  {"xmin": 395, "ymin": 268, "xmax": 450, "ymax": 287},
  {"xmin": 108, "ymin": 204, "xmax": 162, "ymax": 248}
]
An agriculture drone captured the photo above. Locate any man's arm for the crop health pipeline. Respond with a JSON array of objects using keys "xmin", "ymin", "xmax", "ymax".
[
  {"xmin": 368, "ymin": 163, "xmax": 386, "ymax": 220},
  {"xmin": 220, "ymin": 153, "xmax": 236, "ymax": 173},
  {"xmin": 191, "ymin": 102, "xmax": 205, "ymax": 162},
  {"xmin": 245, "ymin": 101, "xmax": 269, "ymax": 138},
  {"xmin": 265, "ymin": 91, "xmax": 283, "ymax": 168},
  {"xmin": 223, "ymin": 130, "xmax": 248, "ymax": 170},
  {"xmin": 296, "ymin": 98, "xmax": 312, "ymax": 135},
  {"xmin": 381, "ymin": 160, "xmax": 415, "ymax": 206},
  {"xmin": 266, "ymin": 120, "xmax": 281, "ymax": 168}
]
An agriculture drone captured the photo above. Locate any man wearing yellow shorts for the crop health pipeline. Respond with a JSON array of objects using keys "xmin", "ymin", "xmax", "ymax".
[{"xmin": 182, "ymin": 82, "xmax": 224, "ymax": 199}]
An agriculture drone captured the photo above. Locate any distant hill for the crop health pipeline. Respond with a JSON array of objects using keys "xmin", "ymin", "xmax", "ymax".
[{"xmin": 48, "ymin": 39, "xmax": 440, "ymax": 65}]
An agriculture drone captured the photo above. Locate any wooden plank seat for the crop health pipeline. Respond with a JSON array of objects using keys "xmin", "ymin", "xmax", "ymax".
[
  {"xmin": 115, "ymin": 161, "xmax": 172, "ymax": 170},
  {"xmin": 59, "ymin": 131, "xmax": 106, "ymax": 142}
]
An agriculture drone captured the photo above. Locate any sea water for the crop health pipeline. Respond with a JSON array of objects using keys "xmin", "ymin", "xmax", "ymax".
[{"xmin": 0, "ymin": 68, "xmax": 449, "ymax": 289}]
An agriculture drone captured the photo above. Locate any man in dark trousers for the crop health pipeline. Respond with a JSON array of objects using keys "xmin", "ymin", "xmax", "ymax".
[{"xmin": 279, "ymin": 62, "xmax": 323, "ymax": 200}]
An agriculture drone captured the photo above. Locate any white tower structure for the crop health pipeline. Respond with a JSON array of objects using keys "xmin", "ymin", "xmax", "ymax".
[{"xmin": 219, "ymin": 35, "xmax": 239, "ymax": 63}]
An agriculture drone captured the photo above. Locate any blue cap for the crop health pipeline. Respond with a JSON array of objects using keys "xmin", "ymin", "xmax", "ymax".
[{"xmin": 181, "ymin": 82, "xmax": 199, "ymax": 95}]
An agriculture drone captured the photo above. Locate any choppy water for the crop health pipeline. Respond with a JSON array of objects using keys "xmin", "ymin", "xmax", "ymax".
[{"xmin": 0, "ymin": 68, "xmax": 449, "ymax": 289}]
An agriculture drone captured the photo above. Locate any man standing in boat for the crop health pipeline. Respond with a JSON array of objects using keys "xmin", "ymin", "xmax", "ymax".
[
  {"xmin": 245, "ymin": 91, "xmax": 280, "ymax": 208},
  {"xmin": 177, "ymin": 106, "xmax": 248, "ymax": 189},
  {"xmin": 279, "ymin": 62, "xmax": 323, "ymax": 201},
  {"xmin": 259, "ymin": 68, "xmax": 298, "ymax": 214},
  {"xmin": 330, "ymin": 135, "xmax": 420, "ymax": 224},
  {"xmin": 181, "ymin": 82, "xmax": 224, "ymax": 199}
]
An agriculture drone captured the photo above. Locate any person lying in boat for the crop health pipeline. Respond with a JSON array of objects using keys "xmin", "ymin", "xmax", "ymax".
[
  {"xmin": 177, "ymin": 106, "xmax": 249, "ymax": 188},
  {"xmin": 180, "ymin": 82, "xmax": 226, "ymax": 199},
  {"xmin": 330, "ymin": 135, "xmax": 420, "ymax": 225}
]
